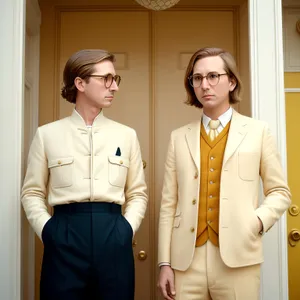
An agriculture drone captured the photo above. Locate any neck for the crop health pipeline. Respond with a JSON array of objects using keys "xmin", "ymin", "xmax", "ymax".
[
  {"xmin": 203, "ymin": 104, "xmax": 230, "ymax": 120},
  {"xmin": 75, "ymin": 101, "xmax": 101, "ymax": 126}
]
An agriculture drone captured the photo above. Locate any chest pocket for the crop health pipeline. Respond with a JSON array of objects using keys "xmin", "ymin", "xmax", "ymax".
[
  {"xmin": 48, "ymin": 157, "xmax": 74, "ymax": 188},
  {"xmin": 238, "ymin": 152, "xmax": 260, "ymax": 181},
  {"xmin": 108, "ymin": 156, "xmax": 130, "ymax": 188}
]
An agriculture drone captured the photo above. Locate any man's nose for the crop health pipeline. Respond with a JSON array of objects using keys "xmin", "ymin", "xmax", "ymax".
[
  {"xmin": 201, "ymin": 77, "xmax": 210, "ymax": 89},
  {"xmin": 110, "ymin": 80, "xmax": 119, "ymax": 91}
]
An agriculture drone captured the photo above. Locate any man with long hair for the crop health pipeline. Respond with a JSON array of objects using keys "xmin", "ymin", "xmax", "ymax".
[{"xmin": 157, "ymin": 47, "xmax": 291, "ymax": 300}]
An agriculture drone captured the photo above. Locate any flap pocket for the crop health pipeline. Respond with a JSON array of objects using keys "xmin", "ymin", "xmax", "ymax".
[
  {"xmin": 48, "ymin": 157, "xmax": 74, "ymax": 168},
  {"xmin": 108, "ymin": 156, "xmax": 130, "ymax": 188},
  {"xmin": 108, "ymin": 156, "xmax": 130, "ymax": 168},
  {"xmin": 48, "ymin": 157, "xmax": 73, "ymax": 188}
]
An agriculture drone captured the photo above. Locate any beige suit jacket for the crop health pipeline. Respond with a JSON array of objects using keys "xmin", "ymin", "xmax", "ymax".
[
  {"xmin": 158, "ymin": 110, "xmax": 291, "ymax": 270},
  {"xmin": 21, "ymin": 110, "xmax": 148, "ymax": 240}
]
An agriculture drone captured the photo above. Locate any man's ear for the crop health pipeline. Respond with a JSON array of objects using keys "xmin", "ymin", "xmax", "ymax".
[
  {"xmin": 74, "ymin": 77, "xmax": 85, "ymax": 92},
  {"xmin": 229, "ymin": 77, "xmax": 237, "ymax": 92}
]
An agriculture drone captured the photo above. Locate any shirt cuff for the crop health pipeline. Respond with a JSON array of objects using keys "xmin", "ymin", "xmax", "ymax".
[{"xmin": 159, "ymin": 262, "xmax": 171, "ymax": 268}]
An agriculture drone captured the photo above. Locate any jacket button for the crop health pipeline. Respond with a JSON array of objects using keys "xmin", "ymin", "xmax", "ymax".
[
  {"xmin": 194, "ymin": 172, "xmax": 198, "ymax": 179},
  {"xmin": 120, "ymin": 160, "xmax": 123, "ymax": 164},
  {"xmin": 192, "ymin": 199, "xmax": 196, "ymax": 205},
  {"xmin": 190, "ymin": 227, "xmax": 195, "ymax": 232},
  {"xmin": 58, "ymin": 160, "xmax": 61, "ymax": 165}
]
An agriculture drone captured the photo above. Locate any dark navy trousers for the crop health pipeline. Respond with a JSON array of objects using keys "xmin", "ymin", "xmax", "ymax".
[{"xmin": 40, "ymin": 202, "xmax": 134, "ymax": 300}]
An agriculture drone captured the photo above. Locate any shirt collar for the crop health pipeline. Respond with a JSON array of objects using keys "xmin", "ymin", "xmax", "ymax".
[
  {"xmin": 202, "ymin": 106, "xmax": 233, "ymax": 129},
  {"xmin": 71, "ymin": 108, "xmax": 106, "ymax": 128}
]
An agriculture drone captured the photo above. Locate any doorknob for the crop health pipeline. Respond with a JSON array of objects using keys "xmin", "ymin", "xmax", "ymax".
[
  {"xmin": 289, "ymin": 204, "xmax": 300, "ymax": 216},
  {"xmin": 288, "ymin": 229, "xmax": 300, "ymax": 247},
  {"xmin": 137, "ymin": 250, "xmax": 147, "ymax": 261}
]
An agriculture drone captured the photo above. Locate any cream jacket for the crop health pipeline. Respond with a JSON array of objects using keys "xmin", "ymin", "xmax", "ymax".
[
  {"xmin": 158, "ymin": 110, "xmax": 291, "ymax": 270},
  {"xmin": 21, "ymin": 110, "xmax": 148, "ymax": 240}
]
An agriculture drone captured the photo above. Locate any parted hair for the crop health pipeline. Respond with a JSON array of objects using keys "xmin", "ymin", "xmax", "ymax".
[
  {"xmin": 184, "ymin": 47, "xmax": 243, "ymax": 108},
  {"xmin": 61, "ymin": 49, "xmax": 115, "ymax": 104}
]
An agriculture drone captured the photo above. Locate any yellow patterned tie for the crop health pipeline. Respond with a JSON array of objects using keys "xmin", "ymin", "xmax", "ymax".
[{"xmin": 209, "ymin": 119, "xmax": 221, "ymax": 141}]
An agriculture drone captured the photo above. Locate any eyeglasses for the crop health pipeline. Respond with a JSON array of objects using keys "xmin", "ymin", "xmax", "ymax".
[
  {"xmin": 87, "ymin": 74, "xmax": 121, "ymax": 88},
  {"xmin": 188, "ymin": 72, "xmax": 227, "ymax": 88}
]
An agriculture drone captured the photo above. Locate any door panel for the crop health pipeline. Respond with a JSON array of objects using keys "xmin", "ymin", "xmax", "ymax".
[
  {"xmin": 154, "ymin": 9, "xmax": 236, "ymax": 241},
  {"xmin": 285, "ymin": 72, "xmax": 300, "ymax": 300},
  {"xmin": 59, "ymin": 11, "xmax": 151, "ymax": 300},
  {"xmin": 38, "ymin": 5, "xmax": 239, "ymax": 299}
]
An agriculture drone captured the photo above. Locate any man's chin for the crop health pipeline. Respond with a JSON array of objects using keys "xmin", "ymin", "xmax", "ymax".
[
  {"xmin": 100, "ymin": 101, "xmax": 113, "ymax": 108},
  {"xmin": 202, "ymin": 101, "xmax": 216, "ymax": 108}
]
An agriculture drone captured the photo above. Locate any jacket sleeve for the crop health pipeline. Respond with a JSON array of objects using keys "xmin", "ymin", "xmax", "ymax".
[
  {"xmin": 255, "ymin": 123, "xmax": 291, "ymax": 233},
  {"xmin": 21, "ymin": 128, "xmax": 51, "ymax": 240},
  {"xmin": 158, "ymin": 132, "xmax": 178, "ymax": 264},
  {"xmin": 123, "ymin": 130, "xmax": 148, "ymax": 234}
]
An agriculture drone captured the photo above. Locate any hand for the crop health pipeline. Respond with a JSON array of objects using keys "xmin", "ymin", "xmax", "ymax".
[{"xmin": 157, "ymin": 265, "xmax": 176, "ymax": 300}]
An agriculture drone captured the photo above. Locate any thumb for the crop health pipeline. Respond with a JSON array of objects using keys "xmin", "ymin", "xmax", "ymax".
[{"xmin": 169, "ymin": 279, "xmax": 176, "ymax": 295}]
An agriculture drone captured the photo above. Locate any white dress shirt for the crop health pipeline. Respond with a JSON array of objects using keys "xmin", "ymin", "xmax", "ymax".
[{"xmin": 202, "ymin": 106, "xmax": 233, "ymax": 135}]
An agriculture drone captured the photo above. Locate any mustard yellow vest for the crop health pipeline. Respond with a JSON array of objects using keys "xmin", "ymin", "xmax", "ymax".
[{"xmin": 196, "ymin": 122, "xmax": 231, "ymax": 247}]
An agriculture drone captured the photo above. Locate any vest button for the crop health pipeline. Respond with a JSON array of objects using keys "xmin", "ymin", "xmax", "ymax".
[
  {"xmin": 210, "ymin": 168, "xmax": 214, "ymax": 172},
  {"xmin": 192, "ymin": 199, "xmax": 196, "ymax": 205},
  {"xmin": 209, "ymin": 195, "xmax": 213, "ymax": 198},
  {"xmin": 190, "ymin": 227, "xmax": 195, "ymax": 232},
  {"xmin": 210, "ymin": 156, "xmax": 214, "ymax": 160},
  {"xmin": 208, "ymin": 207, "xmax": 212, "ymax": 211},
  {"xmin": 209, "ymin": 180, "xmax": 214, "ymax": 184}
]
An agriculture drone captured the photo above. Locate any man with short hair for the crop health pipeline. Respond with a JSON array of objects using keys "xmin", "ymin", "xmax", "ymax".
[
  {"xmin": 157, "ymin": 47, "xmax": 291, "ymax": 300},
  {"xmin": 22, "ymin": 49, "xmax": 148, "ymax": 300}
]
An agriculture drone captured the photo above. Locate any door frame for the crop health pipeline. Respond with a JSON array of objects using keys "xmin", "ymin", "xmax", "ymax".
[
  {"xmin": 249, "ymin": 1, "xmax": 289, "ymax": 299},
  {"xmin": 0, "ymin": 0, "xmax": 25, "ymax": 299},
  {"xmin": 23, "ymin": 0, "xmax": 41, "ymax": 299},
  {"xmin": 0, "ymin": 0, "xmax": 41, "ymax": 299},
  {"xmin": 0, "ymin": 0, "xmax": 289, "ymax": 299}
]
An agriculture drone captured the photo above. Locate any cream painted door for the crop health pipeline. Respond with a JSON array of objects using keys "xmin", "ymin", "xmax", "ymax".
[{"xmin": 38, "ymin": 7, "xmax": 238, "ymax": 299}]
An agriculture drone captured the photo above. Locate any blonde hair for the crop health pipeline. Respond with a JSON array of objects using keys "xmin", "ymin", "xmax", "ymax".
[{"xmin": 184, "ymin": 47, "xmax": 243, "ymax": 108}]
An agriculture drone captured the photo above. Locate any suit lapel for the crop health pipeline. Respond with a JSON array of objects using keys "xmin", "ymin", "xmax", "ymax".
[
  {"xmin": 185, "ymin": 120, "xmax": 201, "ymax": 172},
  {"xmin": 222, "ymin": 110, "xmax": 248, "ymax": 167}
]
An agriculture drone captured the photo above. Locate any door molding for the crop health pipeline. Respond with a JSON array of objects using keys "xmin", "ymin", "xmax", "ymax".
[
  {"xmin": 249, "ymin": 1, "xmax": 289, "ymax": 299},
  {"xmin": 0, "ymin": 0, "xmax": 25, "ymax": 299}
]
